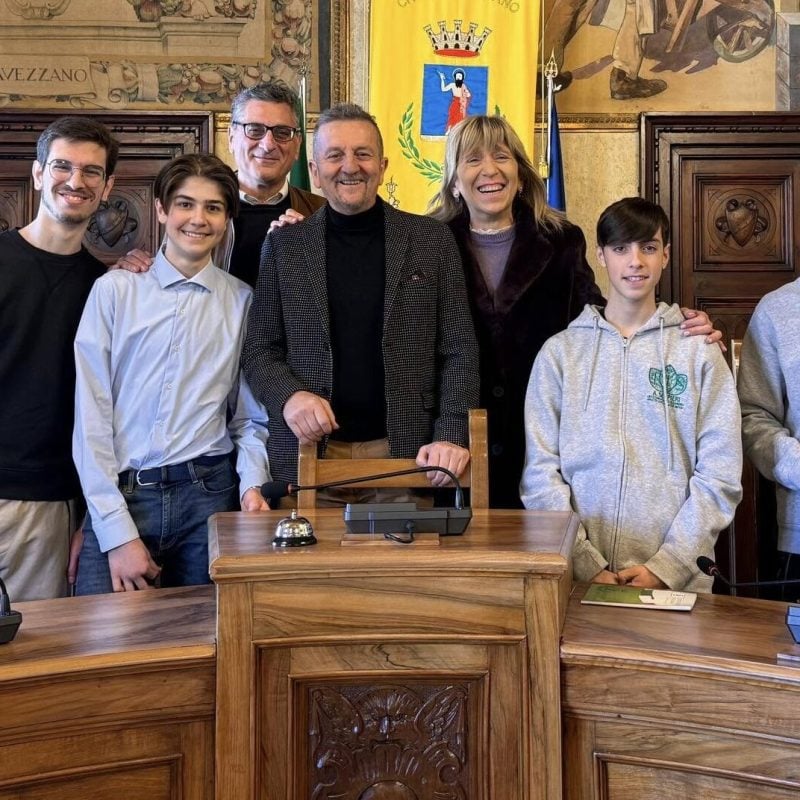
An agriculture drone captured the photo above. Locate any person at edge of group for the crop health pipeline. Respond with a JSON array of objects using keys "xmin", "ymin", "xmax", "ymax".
[
  {"xmin": 114, "ymin": 80, "xmax": 325, "ymax": 288},
  {"xmin": 427, "ymin": 114, "xmax": 723, "ymax": 509},
  {"xmin": 241, "ymin": 103, "xmax": 479, "ymax": 503},
  {"xmin": 0, "ymin": 117, "xmax": 118, "ymax": 601},
  {"xmin": 72, "ymin": 154, "xmax": 270, "ymax": 595},
  {"xmin": 737, "ymin": 270, "xmax": 800, "ymax": 597},
  {"xmin": 520, "ymin": 197, "xmax": 742, "ymax": 592}
]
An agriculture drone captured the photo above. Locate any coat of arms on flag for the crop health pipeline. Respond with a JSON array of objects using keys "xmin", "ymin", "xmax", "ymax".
[{"xmin": 370, "ymin": 2, "xmax": 540, "ymax": 212}]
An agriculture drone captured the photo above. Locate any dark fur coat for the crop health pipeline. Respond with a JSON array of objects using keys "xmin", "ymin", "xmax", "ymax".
[{"xmin": 448, "ymin": 202, "xmax": 605, "ymax": 508}]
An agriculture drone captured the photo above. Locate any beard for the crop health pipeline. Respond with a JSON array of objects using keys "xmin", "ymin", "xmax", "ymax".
[
  {"xmin": 39, "ymin": 188, "xmax": 98, "ymax": 227},
  {"xmin": 454, "ymin": 78, "xmax": 464, "ymax": 87}
]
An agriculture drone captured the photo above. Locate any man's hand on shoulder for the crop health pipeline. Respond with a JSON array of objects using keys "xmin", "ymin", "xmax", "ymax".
[
  {"xmin": 111, "ymin": 248, "xmax": 155, "ymax": 273},
  {"xmin": 617, "ymin": 565, "xmax": 667, "ymax": 589},
  {"xmin": 268, "ymin": 208, "xmax": 306, "ymax": 235},
  {"xmin": 283, "ymin": 390, "xmax": 339, "ymax": 444},
  {"xmin": 415, "ymin": 442, "xmax": 470, "ymax": 487},
  {"xmin": 107, "ymin": 538, "xmax": 161, "ymax": 592},
  {"xmin": 680, "ymin": 307, "xmax": 725, "ymax": 349}
]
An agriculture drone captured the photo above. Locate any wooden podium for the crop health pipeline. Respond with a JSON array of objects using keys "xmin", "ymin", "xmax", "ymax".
[{"xmin": 209, "ymin": 509, "xmax": 578, "ymax": 800}]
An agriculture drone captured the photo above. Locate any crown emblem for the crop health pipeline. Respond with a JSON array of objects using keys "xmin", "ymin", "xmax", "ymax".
[{"xmin": 424, "ymin": 20, "xmax": 492, "ymax": 58}]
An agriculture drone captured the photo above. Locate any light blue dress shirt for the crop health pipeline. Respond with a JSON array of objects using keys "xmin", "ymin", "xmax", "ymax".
[{"xmin": 73, "ymin": 251, "xmax": 269, "ymax": 553}]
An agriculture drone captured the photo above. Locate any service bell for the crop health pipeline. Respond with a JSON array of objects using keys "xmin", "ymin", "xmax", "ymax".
[{"xmin": 272, "ymin": 509, "xmax": 317, "ymax": 547}]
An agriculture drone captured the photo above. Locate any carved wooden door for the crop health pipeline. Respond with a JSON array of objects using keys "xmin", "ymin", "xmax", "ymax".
[{"xmin": 0, "ymin": 110, "xmax": 212, "ymax": 266}]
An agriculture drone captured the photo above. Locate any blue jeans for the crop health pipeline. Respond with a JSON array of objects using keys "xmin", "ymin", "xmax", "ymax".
[{"xmin": 76, "ymin": 458, "xmax": 238, "ymax": 595}]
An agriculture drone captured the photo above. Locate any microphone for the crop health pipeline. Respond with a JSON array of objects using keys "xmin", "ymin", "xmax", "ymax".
[
  {"xmin": 261, "ymin": 465, "xmax": 466, "ymax": 509},
  {"xmin": 0, "ymin": 576, "xmax": 22, "ymax": 645},
  {"xmin": 696, "ymin": 557, "xmax": 800, "ymax": 588},
  {"xmin": 261, "ymin": 466, "xmax": 472, "ymax": 537}
]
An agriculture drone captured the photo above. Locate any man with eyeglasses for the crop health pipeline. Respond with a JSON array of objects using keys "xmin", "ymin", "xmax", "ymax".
[
  {"xmin": 117, "ymin": 81, "xmax": 324, "ymax": 288},
  {"xmin": 0, "ymin": 116, "xmax": 118, "ymax": 600}
]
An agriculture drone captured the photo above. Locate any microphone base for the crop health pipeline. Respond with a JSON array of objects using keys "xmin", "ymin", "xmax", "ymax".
[
  {"xmin": 344, "ymin": 503, "xmax": 472, "ymax": 536},
  {"xmin": 0, "ymin": 610, "xmax": 22, "ymax": 644}
]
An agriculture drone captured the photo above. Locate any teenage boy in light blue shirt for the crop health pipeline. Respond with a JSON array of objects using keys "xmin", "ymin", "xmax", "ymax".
[{"xmin": 73, "ymin": 154, "xmax": 270, "ymax": 594}]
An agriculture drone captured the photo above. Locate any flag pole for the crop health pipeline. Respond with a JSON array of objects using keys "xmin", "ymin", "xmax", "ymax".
[
  {"xmin": 290, "ymin": 63, "xmax": 311, "ymax": 192},
  {"xmin": 543, "ymin": 52, "xmax": 559, "ymax": 193},
  {"xmin": 537, "ymin": 6, "xmax": 549, "ymax": 180}
]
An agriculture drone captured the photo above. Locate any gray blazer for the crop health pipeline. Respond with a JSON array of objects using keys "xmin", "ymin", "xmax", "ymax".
[{"xmin": 242, "ymin": 201, "xmax": 479, "ymax": 483}]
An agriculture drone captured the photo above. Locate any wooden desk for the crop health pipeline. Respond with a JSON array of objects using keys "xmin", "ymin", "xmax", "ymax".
[
  {"xmin": 561, "ymin": 585, "xmax": 800, "ymax": 799},
  {"xmin": 209, "ymin": 508, "xmax": 579, "ymax": 800},
  {"xmin": 0, "ymin": 586, "xmax": 215, "ymax": 800}
]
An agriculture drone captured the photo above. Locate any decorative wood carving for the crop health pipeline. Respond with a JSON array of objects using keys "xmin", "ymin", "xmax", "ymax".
[
  {"xmin": 0, "ymin": 110, "xmax": 211, "ymax": 265},
  {"xmin": 306, "ymin": 682, "xmax": 473, "ymax": 799},
  {"xmin": 714, "ymin": 197, "xmax": 768, "ymax": 247}
]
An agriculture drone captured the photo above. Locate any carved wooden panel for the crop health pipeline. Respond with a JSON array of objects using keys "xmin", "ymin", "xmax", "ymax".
[
  {"xmin": 302, "ymin": 681, "xmax": 478, "ymax": 798},
  {"xmin": 641, "ymin": 113, "xmax": 800, "ymax": 592},
  {"xmin": 257, "ymin": 638, "xmax": 526, "ymax": 800},
  {"xmin": 0, "ymin": 110, "xmax": 212, "ymax": 266}
]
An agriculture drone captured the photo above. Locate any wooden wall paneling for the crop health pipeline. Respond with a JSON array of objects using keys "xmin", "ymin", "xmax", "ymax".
[
  {"xmin": 640, "ymin": 113, "xmax": 800, "ymax": 592},
  {"xmin": 0, "ymin": 111, "xmax": 212, "ymax": 266}
]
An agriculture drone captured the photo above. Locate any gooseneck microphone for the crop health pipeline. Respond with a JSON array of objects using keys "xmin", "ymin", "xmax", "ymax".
[
  {"xmin": 0, "ymin": 576, "xmax": 22, "ymax": 645},
  {"xmin": 262, "ymin": 465, "xmax": 472, "ymax": 538},
  {"xmin": 696, "ymin": 557, "xmax": 800, "ymax": 589},
  {"xmin": 261, "ymin": 465, "xmax": 466, "ymax": 509}
]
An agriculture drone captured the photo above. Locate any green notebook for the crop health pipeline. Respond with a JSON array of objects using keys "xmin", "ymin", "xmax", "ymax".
[{"xmin": 581, "ymin": 584, "xmax": 697, "ymax": 611}]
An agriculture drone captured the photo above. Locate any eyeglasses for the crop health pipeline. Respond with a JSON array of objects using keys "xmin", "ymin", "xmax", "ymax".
[
  {"xmin": 46, "ymin": 159, "xmax": 106, "ymax": 187},
  {"xmin": 231, "ymin": 121, "xmax": 300, "ymax": 143}
]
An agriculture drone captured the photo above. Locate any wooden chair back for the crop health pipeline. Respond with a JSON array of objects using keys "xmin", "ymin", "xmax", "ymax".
[{"xmin": 296, "ymin": 408, "xmax": 489, "ymax": 512}]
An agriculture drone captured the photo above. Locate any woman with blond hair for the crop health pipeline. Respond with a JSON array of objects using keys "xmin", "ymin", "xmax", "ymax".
[{"xmin": 429, "ymin": 115, "xmax": 716, "ymax": 507}]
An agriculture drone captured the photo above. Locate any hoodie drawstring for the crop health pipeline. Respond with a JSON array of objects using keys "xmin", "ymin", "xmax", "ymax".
[
  {"xmin": 583, "ymin": 315, "xmax": 602, "ymax": 411},
  {"xmin": 659, "ymin": 318, "xmax": 674, "ymax": 472}
]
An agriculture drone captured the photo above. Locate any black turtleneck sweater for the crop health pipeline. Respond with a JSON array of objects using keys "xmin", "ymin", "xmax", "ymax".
[
  {"xmin": 230, "ymin": 195, "xmax": 293, "ymax": 288},
  {"xmin": 325, "ymin": 201, "xmax": 386, "ymax": 442}
]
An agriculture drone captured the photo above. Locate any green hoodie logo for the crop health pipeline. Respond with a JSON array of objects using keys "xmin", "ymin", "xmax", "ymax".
[{"xmin": 648, "ymin": 364, "xmax": 687, "ymax": 409}]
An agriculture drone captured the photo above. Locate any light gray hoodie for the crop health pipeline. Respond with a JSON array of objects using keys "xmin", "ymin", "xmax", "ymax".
[
  {"xmin": 738, "ymin": 278, "xmax": 800, "ymax": 554},
  {"xmin": 521, "ymin": 302, "xmax": 742, "ymax": 591}
]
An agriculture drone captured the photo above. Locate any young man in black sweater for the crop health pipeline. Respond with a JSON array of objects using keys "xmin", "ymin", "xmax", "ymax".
[{"xmin": 0, "ymin": 117, "xmax": 118, "ymax": 600}]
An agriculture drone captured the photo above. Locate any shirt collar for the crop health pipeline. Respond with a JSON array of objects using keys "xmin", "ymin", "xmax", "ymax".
[
  {"xmin": 239, "ymin": 177, "xmax": 290, "ymax": 206},
  {"xmin": 153, "ymin": 248, "xmax": 219, "ymax": 292}
]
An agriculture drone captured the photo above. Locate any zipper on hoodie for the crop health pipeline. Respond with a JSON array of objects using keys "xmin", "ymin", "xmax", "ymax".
[{"xmin": 610, "ymin": 336, "xmax": 630, "ymax": 571}]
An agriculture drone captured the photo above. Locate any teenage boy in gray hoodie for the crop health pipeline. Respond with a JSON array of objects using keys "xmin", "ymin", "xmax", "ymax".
[{"xmin": 520, "ymin": 198, "xmax": 742, "ymax": 592}]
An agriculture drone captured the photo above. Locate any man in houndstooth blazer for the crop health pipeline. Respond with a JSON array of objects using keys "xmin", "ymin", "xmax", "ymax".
[{"xmin": 242, "ymin": 104, "xmax": 479, "ymax": 489}]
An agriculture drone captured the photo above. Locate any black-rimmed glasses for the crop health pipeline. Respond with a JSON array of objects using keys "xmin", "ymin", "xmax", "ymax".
[
  {"xmin": 46, "ymin": 159, "xmax": 106, "ymax": 187},
  {"xmin": 231, "ymin": 121, "xmax": 300, "ymax": 143}
]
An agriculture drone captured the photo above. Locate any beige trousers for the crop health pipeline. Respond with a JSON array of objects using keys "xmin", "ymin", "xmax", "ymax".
[{"xmin": 0, "ymin": 498, "xmax": 76, "ymax": 601}]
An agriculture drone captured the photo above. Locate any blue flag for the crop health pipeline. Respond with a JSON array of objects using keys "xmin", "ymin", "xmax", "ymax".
[{"xmin": 547, "ymin": 97, "xmax": 566, "ymax": 213}]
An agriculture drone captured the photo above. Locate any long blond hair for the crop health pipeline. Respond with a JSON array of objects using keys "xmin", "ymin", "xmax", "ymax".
[{"xmin": 428, "ymin": 115, "xmax": 565, "ymax": 231}]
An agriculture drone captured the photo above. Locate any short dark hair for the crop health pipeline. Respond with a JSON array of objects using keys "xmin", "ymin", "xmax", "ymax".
[
  {"xmin": 154, "ymin": 154, "xmax": 240, "ymax": 218},
  {"xmin": 597, "ymin": 197, "xmax": 671, "ymax": 248},
  {"xmin": 313, "ymin": 103, "xmax": 384, "ymax": 158},
  {"xmin": 36, "ymin": 116, "xmax": 120, "ymax": 176},
  {"xmin": 230, "ymin": 80, "xmax": 300, "ymax": 126}
]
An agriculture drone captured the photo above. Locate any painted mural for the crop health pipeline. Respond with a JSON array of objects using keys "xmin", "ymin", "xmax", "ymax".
[
  {"xmin": 0, "ymin": 0, "xmax": 319, "ymax": 109},
  {"xmin": 541, "ymin": 0, "xmax": 776, "ymax": 113}
]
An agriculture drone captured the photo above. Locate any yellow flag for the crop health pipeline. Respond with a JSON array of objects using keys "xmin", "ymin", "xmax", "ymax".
[{"xmin": 369, "ymin": 0, "xmax": 540, "ymax": 213}]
